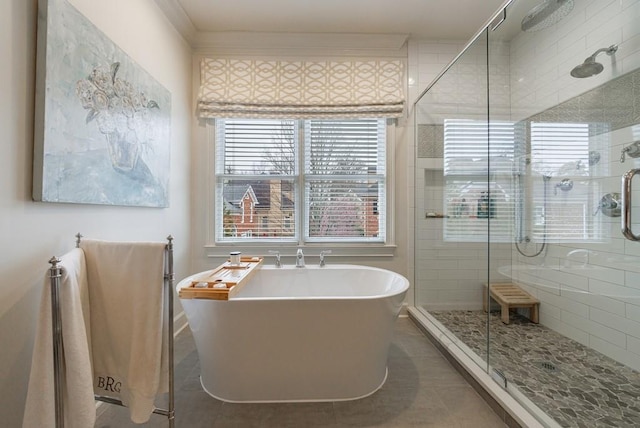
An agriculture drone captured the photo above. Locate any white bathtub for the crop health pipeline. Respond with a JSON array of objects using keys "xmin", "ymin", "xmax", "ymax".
[{"xmin": 177, "ymin": 264, "xmax": 409, "ymax": 403}]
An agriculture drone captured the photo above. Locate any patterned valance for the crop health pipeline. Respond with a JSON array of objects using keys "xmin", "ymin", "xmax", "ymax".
[{"xmin": 197, "ymin": 59, "xmax": 405, "ymax": 119}]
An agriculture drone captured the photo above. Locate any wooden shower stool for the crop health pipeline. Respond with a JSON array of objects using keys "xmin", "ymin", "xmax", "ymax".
[{"xmin": 483, "ymin": 283, "xmax": 539, "ymax": 324}]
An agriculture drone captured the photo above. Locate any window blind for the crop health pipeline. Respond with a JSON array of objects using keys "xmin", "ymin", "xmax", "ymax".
[
  {"xmin": 198, "ymin": 59, "xmax": 405, "ymax": 119},
  {"xmin": 215, "ymin": 119, "xmax": 298, "ymax": 241},
  {"xmin": 529, "ymin": 122, "xmax": 602, "ymax": 242},
  {"xmin": 214, "ymin": 118, "xmax": 387, "ymax": 243},
  {"xmin": 304, "ymin": 119, "xmax": 386, "ymax": 241},
  {"xmin": 443, "ymin": 119, "xmax": 517, "ymax": 243}
]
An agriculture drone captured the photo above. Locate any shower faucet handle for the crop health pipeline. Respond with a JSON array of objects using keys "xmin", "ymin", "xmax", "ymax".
[{"xmin": 621, "ymin": 141, "xmax": 640, "ymax": 163}]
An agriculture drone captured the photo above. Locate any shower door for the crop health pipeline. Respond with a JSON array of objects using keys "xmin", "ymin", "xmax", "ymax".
[
  {"xmin": 414, "ymin": 29, "xmax": 492, "ymax": 370},
  {"xmin": 485, "ymin": 0, "xmax": 640, "ymax": 426}
]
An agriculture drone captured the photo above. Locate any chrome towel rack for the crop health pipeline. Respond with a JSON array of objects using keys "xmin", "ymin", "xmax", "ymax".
[{"xmin": 50, "ymin": 233, "xmax": 175, "ymax": 427}]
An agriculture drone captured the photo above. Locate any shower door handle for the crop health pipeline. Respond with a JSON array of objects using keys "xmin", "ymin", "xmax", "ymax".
[{"xmin": 622, "ymin": 169, "xmax": 640, "ymax": 241}]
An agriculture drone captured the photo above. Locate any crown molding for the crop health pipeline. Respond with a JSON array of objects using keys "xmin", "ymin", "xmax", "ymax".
[
  {"xmin": 154, "ymin": 1, "xmax": 408, "ymax": 57},
  {"xmin": 191, "ymin": 31, "xmax": 409, "ymax": 57},
  {"xmin": 153, "ymin": 0, "xmax": 197, "ymax": 43}
]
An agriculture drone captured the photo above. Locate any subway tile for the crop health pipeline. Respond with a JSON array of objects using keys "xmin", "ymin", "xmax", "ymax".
[
  {"xmin": 437, "ymin": 269, "xmax": 480, "ymax": 280},
  {"xmin": 539, "ymin": 288, "xmax": 590, "ymax": 318},
  {"xmin": 627, "ymin": 335, "xmax": 640, "ymax": 358},
  {"xmin": 589, "ymin": 335, "xmax": 640, "ymax": 371},
  {"xmin": 562, "ymin": 310, "xmax": 627, "ymax": 348},
  {"xmin": 545, "ymin": 315, "xmax": 591, "ymax": 347},
  {"xmin": 590, "ymin": 306, "xmax": 640, "ymax": 339},
  {"xmin": 546, "ymin": 268, "xmax": 590, "ymax": 291},
  {"xmin": 626, "ymin": 301, "xmax": 640, "ymax": 323},
  {"xmin": 625, "ymin": 271, "xmax": 640, "ymax": 290},
  {"xmin": 539, "ymin": 302, "xmax": 563, "ymax": 324},
  {"xmin": 563, "ymin": 287, "xmax": 618, "ymax": 318},
  {"xmin": 585, "ymin": 26, "xmax": 622, "ymax": 57}
]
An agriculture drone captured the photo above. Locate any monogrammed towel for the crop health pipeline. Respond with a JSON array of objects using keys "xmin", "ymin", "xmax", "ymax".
[
  {"xmin": 80, "ymin": 239, "xmax": 167, "ymax": 424},
  {"xmin": 23, "ymin": 248, "xmax": 95, "ymax": 428}
]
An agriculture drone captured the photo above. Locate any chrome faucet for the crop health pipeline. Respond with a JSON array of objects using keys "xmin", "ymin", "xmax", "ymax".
[
  {"xmin": 268, "ymin": 250, "xmax": 281, "ymax": 268},
  {"xmin": 295, "ymin": 248, "xmax": 305, "ymax": 268},
  {"xmin": 319, "ymin": 250, "xmax": 332, "ymax": 267}
]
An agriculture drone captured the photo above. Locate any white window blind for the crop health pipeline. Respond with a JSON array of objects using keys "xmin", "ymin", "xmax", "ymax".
[
  {"xmin": 215, "ymin": 119, "xmax": 298, "ymax": 241},
  {"xmin": 443, "ymin": 119, "xmax": 517, "ymax": 242},
  {"xmin": 529, "ymin": 122, "xmax": 602, "ymax": 242},
  {"xmin": 304, "ymin": 119, "xmax": 386, "ymax": 242},
  {"xmin": 215, "ymin": 118, "xmax": 386, "ymax": 243}
]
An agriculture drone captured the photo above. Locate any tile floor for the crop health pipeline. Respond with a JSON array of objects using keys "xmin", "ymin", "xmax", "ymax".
[
  {"xmin": 95, "ymin": 317, "xmax": 508, "ymax": 427},
  {"xmin": 430, "ymin": 310, "xmax": 640, "ymax": 428}
]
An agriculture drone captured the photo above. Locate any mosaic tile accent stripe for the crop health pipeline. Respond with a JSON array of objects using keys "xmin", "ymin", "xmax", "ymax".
[
  {"xmin": 429, "ymin": 310, "xmax": 640, "ymax": 428},
  {"xmin": 523, "ymin": 68, "xmax": 640, "ymax": 137}
]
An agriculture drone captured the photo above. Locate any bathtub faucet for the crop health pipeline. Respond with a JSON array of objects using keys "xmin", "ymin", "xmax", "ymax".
[
  {"xmin": 319, "ymin": 250, "xmax": 332, "ymax": 267},
  {"xmin": 268, "ymin": 250, "xmax": 281, "ymax": 268},
  {"xmin": 296, "ymin": 248, "xmax": 305, "ymax": 268}
]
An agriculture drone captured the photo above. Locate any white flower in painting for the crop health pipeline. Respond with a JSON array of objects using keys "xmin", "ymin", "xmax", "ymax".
[{"xmin": 75, "ymin": 62, "xmax": 160, "ymax": 172}]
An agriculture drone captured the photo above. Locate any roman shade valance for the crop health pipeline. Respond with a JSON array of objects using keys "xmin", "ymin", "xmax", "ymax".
[{"xmin": 197, "ymin": 58, "xmax": 405, "ymax": 119}]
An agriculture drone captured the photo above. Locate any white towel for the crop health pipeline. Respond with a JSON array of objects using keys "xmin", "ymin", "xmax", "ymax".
[
  {"xmin": 23, "ymin": 249, "xmax": 95, "ymax": 428},
  {"xmin": 80, "ymin": 239, "xmax": 167, "ymax": 424}
]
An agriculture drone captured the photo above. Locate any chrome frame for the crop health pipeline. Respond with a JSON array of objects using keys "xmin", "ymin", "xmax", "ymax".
[
  {"xmin": 414, "ymin": 0, "xmax": 513, "ymax": 103},
  {"xmin": 50, "ymin": 234, "xmax": 175, "ymax": 427}
]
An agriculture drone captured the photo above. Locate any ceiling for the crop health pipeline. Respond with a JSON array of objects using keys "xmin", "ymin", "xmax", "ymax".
[{"xmin": 164, "ymin": 0, "xmax": 509, "ymax": 42}]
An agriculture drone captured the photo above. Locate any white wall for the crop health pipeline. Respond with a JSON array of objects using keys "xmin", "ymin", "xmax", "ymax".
[{"xmin": 0, "ymin": 0, "xmax": 192, "ymax": 425}]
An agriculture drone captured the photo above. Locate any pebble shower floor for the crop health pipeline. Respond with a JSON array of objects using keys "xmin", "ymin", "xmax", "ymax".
[{"xmin": 429, "ymin": 310, "xmax": 640, "ymax": 428}]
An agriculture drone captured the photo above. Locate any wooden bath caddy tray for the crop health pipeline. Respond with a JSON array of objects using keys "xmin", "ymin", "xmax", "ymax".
[{"xmin": 179, "ymin": 257, "xmax": 263, "ymax": 300}]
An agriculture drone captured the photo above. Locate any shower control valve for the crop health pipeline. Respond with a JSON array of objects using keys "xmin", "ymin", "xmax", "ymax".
[
  {"xmin": 620, "ymin": 141, "xmax": 640, "ymax": 163},
  {"xmin": 594, "ymin": 193, "xmax": 621, "ymax": 217}
]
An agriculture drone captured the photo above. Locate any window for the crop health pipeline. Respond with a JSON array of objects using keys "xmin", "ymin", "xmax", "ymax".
[{"xmin": 214, "ymin": 118, "xmax": 387, "ymax": 244}]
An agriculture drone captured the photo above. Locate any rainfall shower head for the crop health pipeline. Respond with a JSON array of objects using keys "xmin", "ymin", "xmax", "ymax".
[
  {"xmin": 521, "ymin": 0, "xmax": 574, "ymax": 32},
  {"xmin": 570, "ymin": 45, "xmax": 618, "ymax": 78}
]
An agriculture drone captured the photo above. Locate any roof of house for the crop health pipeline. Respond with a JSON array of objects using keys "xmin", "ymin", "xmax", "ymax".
[{"xmin": 223, "ymin": 180, "xmax": 295, "ymax": 211}]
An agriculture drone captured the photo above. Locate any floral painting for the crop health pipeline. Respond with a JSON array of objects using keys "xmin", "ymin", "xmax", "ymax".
[{"xmin": 33, "ymin": 0, "xmax": 171, "ymax": 207}]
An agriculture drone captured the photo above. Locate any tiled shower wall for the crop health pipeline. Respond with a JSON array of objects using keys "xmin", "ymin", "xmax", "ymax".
[
  {"xmin": 511, "ymin": 70, "xmax": 640, "ymax": 372},
  {"xmin": 507, "ymin": 0, "xmax": 640, "ymax": 371},
  {"xmin": 411, "ymin": 38, "xmax": 513, "ymax": 311},
  {"xmin": 509, "ymin": 0, "xmax": 640, "ymax": 122}
]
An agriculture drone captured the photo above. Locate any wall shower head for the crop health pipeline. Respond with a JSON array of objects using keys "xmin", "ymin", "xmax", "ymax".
[
  {"xmin": 570, "ymin": 45, "xmax": 618, "ymax": 78},
  {"xmin": 521, "ymin": 0, "xmax": 574, "ymax": 32}
]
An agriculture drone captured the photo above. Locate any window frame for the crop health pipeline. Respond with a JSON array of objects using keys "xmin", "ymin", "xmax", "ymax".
[{"xmin": 204, "ymin": 118, "xmax": 397, "ymax": 258}]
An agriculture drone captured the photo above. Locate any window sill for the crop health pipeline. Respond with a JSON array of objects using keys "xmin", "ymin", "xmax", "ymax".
[{"xmin": 204, "ymin": 243, "xmax": 397, "ymax": 259}]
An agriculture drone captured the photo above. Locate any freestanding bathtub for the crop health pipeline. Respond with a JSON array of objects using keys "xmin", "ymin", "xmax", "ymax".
[{"xmin": 177, "ymin": 264, "xmax": 409, "ymax": 403}]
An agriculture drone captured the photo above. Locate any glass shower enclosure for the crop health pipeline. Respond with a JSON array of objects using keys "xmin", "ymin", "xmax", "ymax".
[{"xmin": 412, "ymin": 0, "xmax": 640, "ymax": 426}]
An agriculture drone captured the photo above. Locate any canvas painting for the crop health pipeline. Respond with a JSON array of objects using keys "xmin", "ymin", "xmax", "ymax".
[{"xmin": 33, "ymin": 0, "xmax": 171, "ymax": 207}]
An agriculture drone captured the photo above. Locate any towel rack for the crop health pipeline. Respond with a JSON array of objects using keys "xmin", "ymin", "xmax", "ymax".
[{"xmin": 49, "ymin": 234, "xmax": 175, "ymax": 427}]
